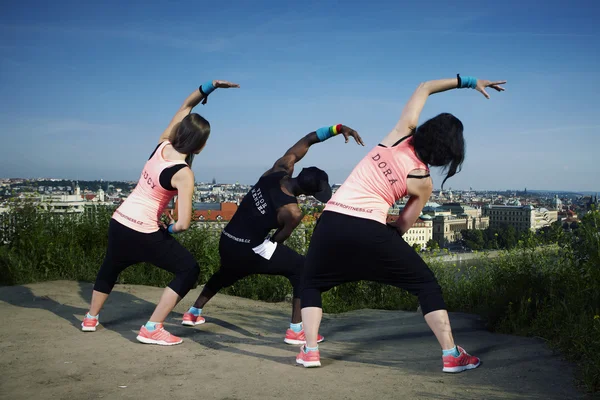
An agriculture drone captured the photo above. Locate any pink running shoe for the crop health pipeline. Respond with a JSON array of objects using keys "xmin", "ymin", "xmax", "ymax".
[
  {"xmin": 81, "ymin": 315, "xmax": 99, "ymax": 332},
  {"xmin": 296, "ymin": 345, "xmax": 321, "ymax": 368},
  {"xmin": 284, "ymin": 329, "xmax": 325, "ymax": 345},
  {"xmin": 136, "ymin": 324, "xmax": 183, "ymax": 346},
  {"xmin": 442, "ymin": 346, "xmax": 481, "ymax": 373},
  {"xmin": 181, "ymin": 312, "xmax": 206, "ymax": 326}
]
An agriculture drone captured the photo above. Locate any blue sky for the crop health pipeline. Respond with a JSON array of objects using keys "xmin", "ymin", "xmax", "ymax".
[{"xmin": 1, "ymin": 0, "xmax": 598, "ymax": 192}]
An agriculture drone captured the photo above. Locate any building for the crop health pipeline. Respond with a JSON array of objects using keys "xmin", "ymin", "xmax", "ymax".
[
  {"xmin": 439, "ymin": 203, "xmax": 480, "ymax": 218},
  {"xmin": 386, "ymin": 214, "xmax": 433, "ymax": 248},
  {"xmin": 193, "ymin": 202, "xmax": 238, "ymax": 222},
  {"xmin": 533, "ymin": 208, "xmax": 559, "ymax": 231},
  {"xmin": 420, "ymin": 203, "xmax": 489, "ymax": 246},
  {"xmin": 29, "ymin": 184, "xmax": 87, "ymax": 214},
  {"xmin": 483, "ymin": 204, "xmax": 533, "ymax": 232},
  {"xmin": 482, "ymin": 204, "xmax": 557, "ymax": 232},
  {"xmin": 391, "ymin": 201, "xmax": 489, "ymax": 247},
  {"xmin": 4, "ymin": 183, "xmax": 114, "ymax": 216},
  {"xmin": 432, "ymin": 215, "xmax": 469, "ymax": 246},
  {"xmin": 552, "ymin": 195, "xmax": 562, "ymax": 211},
  {"xmin": 403, "ymin": 219, "xmax": 433, "ymax": 248}
]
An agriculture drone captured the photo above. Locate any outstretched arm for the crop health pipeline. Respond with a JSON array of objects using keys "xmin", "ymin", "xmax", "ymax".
[
  {"xmin": 380, "ymin": 75, "xmax": 506, "ymax": 147},
  {"xmin": 158, "ymin": 80, "xmax": 240, "ymax": 143},
  {"xmin": 263, "ymin": 124, "xmax": 364, "ymax": 177}
]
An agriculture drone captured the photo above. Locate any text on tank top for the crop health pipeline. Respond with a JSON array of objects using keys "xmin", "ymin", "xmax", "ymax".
[
  {"xmin": 223, "ymin": 171, "xmax": 298, "ymax": 245},
  {"xmin": 324, "ymin": 135, "xmax": 429, "ymax": 225},
  {"xmin": 112, "ymin": 141, "xmax": 188, "ymax": 233}
]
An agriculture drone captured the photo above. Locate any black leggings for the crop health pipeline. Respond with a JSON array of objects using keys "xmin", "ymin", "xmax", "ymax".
[
  {"xmin": 204, "ymin": 235, "xmax": 304, "ymax": 297},
  {"xmin": 301, "ymin": 211, "xmax": 446, "ymax": 315},
  {"xmin": 94, "ymin": 219, "xmax": 200, "ymax": 298}
]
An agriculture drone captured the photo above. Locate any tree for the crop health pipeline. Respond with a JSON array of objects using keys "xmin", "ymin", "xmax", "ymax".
[
  {"xmin": 570, "ymin": 221, "xmax": 579, "ymax": 231},
  {"xmin": 412, "ymin": 243, "xmax": 422, "ymax": 252},
  {"xmin": 507, "ymin": 225, "xmax": 518, "ymax": 248},
  {"xmin": 460, "ymin": 229, "xmax": 485, "ymax": 250},
  {"xmin": 518, "ymin": 229, "xmax": 538, "ymax": 248},
  {"xmin": 483, "ymin": 227, "xmax": 499, "ymax": 249},
  {"xmin": 426, "ymin": 239, "xmax": 439, "ymax": 251}
]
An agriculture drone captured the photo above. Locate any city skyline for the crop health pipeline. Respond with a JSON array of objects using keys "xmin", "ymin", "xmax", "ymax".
[
  {"xmin": 1, "ymin": 175, "xmax": 598, "ymax": 196},
  {"xmin": 1, "ymin": 1, "xmax": 599, "ymax": 191}
]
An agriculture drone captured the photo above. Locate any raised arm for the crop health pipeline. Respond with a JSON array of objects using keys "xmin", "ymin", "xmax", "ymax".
[
  {"xmin": 380, "ymin": 75, "xmax": 506, "ymax": 147},
  {"xmin": 263, "ymin": 124, "xmax": 364, "ymax": 177},
  {"xmin": 158, "ymin": 80, "xmax": 240, "ymax": 143}
]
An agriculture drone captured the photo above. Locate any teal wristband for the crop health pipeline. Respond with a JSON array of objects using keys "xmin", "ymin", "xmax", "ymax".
[
  {"xmin": 200, "ymin": 81, "xmax": 216, "ymax": 96},
  {"xmin": 316, "ymin": 126, "xmax": 332, "ymax": 142},
  {"xmin": 458, "ymin": 74, "xmax": 477, "ymax": 89},
  {"xmin": 168, "ymin": 223, "xmax": 176, "ymax": 234},
  {"xmin": 315, "ymin": 125, "xmax": 340, "ymax": 142}
]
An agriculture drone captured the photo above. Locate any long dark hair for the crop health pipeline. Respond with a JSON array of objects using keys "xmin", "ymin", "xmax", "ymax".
[
  {"xmin": 170, "ymin": 113, "xmax": 210, "ymax": 166},
  {"xmin": 412, "ymin": 113, "xmax": 465, "ymax": 189}
]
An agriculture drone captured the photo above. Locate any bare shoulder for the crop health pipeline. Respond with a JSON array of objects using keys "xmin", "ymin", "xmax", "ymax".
[
  {"xmin": 172, "ymin": 165, "xmax": 194, "ymax": 187},
  {"xmin": 380, "ymin": 127, "xmax": 415, "ymax": 147},
  {"xmin": 263, "ymin": 155, "xmax": 294, "ymax": 178},
  {"xmin": 406, "ymin": 172, "xmax": 433, "ymax": 198}
]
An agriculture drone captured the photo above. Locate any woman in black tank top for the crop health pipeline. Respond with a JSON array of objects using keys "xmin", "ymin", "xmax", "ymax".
[{"xmin": 181, "ymin": 124, "xmax": 363, "ymax": 345}]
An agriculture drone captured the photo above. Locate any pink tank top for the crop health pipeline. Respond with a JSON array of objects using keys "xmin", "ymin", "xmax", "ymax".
[
  {"xmin": 113, "ymin": 141, "xmax": 188, "ymax": 233},
  {"xmin": 325, "ymin": 135, "xmax": 428, "ymax": 225}
]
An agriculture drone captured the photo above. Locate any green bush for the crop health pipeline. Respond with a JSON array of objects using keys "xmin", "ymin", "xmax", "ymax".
[
  {"xmin": 1, "ymin": 205, "xmax": 598, "ymax": 392},
  {"xmin": 431, "ymin": 210, "xmax": 600, "ymax": 392}
]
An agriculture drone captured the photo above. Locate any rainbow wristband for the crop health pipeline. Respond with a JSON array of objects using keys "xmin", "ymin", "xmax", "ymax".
[
  {"xmin": 168, "ymin": 223, "xmax": 177, "ymax": 234},
  {"xmin": 199, "ymin": 81, "xmax": 216, "ymax": 96},
  {"xmin": 316, "ymin": 124, "xmax": 342, "ymax": 142},
  {"xmin": 457, "ymin": 74, "xmax": 477, "ymax": 89}
]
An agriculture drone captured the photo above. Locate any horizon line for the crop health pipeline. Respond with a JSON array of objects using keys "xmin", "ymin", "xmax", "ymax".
[{"xmin": 1, "ymin": 177, "xmax": 597, "ymax": 195}]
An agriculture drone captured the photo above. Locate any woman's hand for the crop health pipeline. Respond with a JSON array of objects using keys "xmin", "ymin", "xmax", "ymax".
[
  {"xmin": 201, "ymin": 80, "xmax": 240, "ymax": 104},
  {"xmin": 476, "ymin": 79, "xmax": 506, "ymax": 99},
  {"xmin": 213, "ymin": 80, "xmax": 240, "ymax": 89}
]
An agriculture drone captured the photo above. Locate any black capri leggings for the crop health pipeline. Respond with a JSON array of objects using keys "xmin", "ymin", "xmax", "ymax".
[
  {"xmin": 94, "ymin": 219, "xmax": 200, "ymax": 298},
  {"xmin": 301, "ymin": 211, "xmax": 446, "ymax": 315},
  {"xmin": 203, "ymin": 234, "xmax": 304, "ymax": 298}
]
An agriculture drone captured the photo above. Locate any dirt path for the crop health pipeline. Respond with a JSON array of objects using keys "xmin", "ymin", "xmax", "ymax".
[{"xmin": 0, "ymin": 281, "xmax": 583, "ymax": 400}]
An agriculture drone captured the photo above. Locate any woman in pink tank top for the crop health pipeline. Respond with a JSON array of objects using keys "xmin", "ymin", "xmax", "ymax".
[
  {"xmin": 296, "ymin": 74, "xmax": 506, "ymax": 372},
  {"xmin": 82, "ymin": 79, "xmax": 239, "ymax": 346}
]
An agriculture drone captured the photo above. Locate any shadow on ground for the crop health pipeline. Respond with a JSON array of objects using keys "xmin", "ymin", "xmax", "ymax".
[{"xmin": 0, "ymin": 281, "xmax": 585, "ymax": 400}]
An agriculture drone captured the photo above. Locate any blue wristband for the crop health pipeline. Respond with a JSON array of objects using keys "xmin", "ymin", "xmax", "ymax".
[
  {"xmin": 459, "ymin": 75, "xmax": 477, "ymax": 89},
  {"xmin": 316, "ymin": 126, "xmax": 333, "ymax": 142},
  {"xmin": 200, "ymin": 81, "xmax": 216, "ymax": 96},
  {"xmin": 168, "ymin": 223, "xmax": 176, "ymax": 234}
]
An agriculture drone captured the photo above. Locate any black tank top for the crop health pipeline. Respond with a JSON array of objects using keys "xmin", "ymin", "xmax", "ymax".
[{"xmin": 224, "ymin": 171, "xmax": 298, "ymax": 245}]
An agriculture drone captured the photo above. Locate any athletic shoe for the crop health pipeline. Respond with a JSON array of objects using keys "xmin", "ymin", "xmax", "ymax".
[
  {"xmin": 181, "ymin": 312, "xmax": 206, "ymax": 326},
  {"xmin": 284, "ymin": 329, "xmax": 325, "ymax": 345},
  {"xmin": 442, "ymin": 346, "xmax": 481, "ymax": 373},
  {"xmin": 81, "ymin": 315, "xmax": 99, "ymax": 332},
  {"xmin": 136, "ymin": 324, "xmax": 183, "ymax": 346},
  {"xmin": 296, "ymin": 345, "xmax": 321, "ymax": 368}
]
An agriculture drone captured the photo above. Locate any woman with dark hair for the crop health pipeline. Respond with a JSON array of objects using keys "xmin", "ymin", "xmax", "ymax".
[
  {"xmin": 296, "ymin": 75, "xmax": 505, "ymax": 370},
  {"xmin": 81, "ymin": 79, "xmax": 239, "ymax": 345}
]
